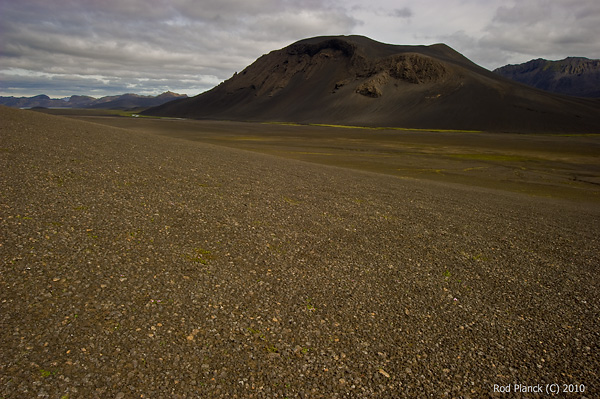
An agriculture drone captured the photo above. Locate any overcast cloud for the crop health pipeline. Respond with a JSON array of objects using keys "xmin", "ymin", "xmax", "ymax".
[{"xmin": 1, "ymin": 0, "xmax": 599, "ymax": 97}]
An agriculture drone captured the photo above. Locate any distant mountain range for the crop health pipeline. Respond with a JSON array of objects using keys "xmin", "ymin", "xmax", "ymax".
[
  {"xmin": 0, "ymin": 91, "xmax": 188, "ymax": 109},
  {"xmin": 494, "ymin": 57, "xmax": 600, "ymax": 98},
  {"xmin": 144, "ymin": 35, "xmax": 600, "ymax": 134}
]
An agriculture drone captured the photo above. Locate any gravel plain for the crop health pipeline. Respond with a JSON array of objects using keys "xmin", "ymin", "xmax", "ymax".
[{"xmin": 1, "ymin": 106, "xmax": 599, "ymax": 398}]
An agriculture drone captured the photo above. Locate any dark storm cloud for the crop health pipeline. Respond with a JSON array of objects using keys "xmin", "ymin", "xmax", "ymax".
[
  {"xmin": 391, "ymin": 7, "xmax": 413, "ymax": 19},
  {"xmin": 432, "ymin": 0, "xmax": 600, "ymax": 68},
  {"xmin": 0, "ymin": 0, "xmax": 358, "ymax": 96},
  {"xmin": 344, "ymin": 0, "xmax": 600, "ymax": 69},
  {"xmin": 479, "ymin": 0, "xmax": 600, "ymax": 64}
]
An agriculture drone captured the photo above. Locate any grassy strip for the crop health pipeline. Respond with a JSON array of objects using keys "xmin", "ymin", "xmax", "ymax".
[
  {"xmin": 550, "ymin": 133, "xmax": 600, "ymax": 137},
  {"xmin": 261, "ymin": 121, "xmax": 304, "ymax": 126},
  {"xmin": 262, "ymin": 121, "xmax": 482, "ymax": 133},
  {"xmin": 310, "ymin": 123, "xmax": 483, "ymax": 133},
  {"xmin": 448, "ymin": 154, "xmax": 531, "ymax": 162}
]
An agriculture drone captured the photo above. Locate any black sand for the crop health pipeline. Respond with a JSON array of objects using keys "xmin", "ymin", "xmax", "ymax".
[{"xmin": 1, "ymin": 107, "xmax": 599, "ymax": 398}]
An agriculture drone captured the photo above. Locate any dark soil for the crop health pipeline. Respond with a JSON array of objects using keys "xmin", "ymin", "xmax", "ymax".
[{"xmin": 1, "ymin": 107, "xmax": 599, "ymax": 398}]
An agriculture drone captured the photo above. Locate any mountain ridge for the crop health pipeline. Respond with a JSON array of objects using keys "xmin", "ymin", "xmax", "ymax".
[
  {"xmin": 143, "ymin": 35, "xmax": 600, "ymax": 134},
  {"xmin": 494, "ymin": 57, "xmax": 600, "ymax": 98},
  {"xmin": 0, "ymin": 91, "xmax": 187, "ymax": 109}
]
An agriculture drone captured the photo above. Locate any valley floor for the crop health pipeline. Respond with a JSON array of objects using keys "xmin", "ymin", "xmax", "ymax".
[
  {"xmin": 1, "ymin": 107, "xmax": 599, "ymax": 397},
  {"xmin": 54, "ymin": 110, "xmax": 600, "ymax": 203}
]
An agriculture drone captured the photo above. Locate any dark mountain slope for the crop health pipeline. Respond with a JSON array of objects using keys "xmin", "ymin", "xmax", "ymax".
[
  {"xmin": 144, "ymin": 35, "xmax": 600, "ymax": 133},
  {"xmin": 494, "ymin": 57, "xmax": 600, "ymax": 98},
  {"xmin": 88, "ymin": 91, "xmax": 188, "ymax": 109}
]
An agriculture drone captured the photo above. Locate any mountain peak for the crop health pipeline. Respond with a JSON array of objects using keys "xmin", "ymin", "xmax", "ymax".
[
  {"xmin": 156, "ymin": 91, "xmax": 187, "ymax": 99},
  {"xmin": 0, "ymin": 92, "xmax": 188, "ymax": 110},
  {"xmin": 494, "ymin": 57, "xmax": 600, "ymax": 98},
  {"xmin": 144, "ymin": 35, "xmax": 600, "ymax": 133}
]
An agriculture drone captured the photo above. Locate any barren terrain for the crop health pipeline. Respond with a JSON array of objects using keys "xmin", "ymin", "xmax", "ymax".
[
  {"xmin": 1, "ymin": 107, "xmax": 599, "ymax": 398},
  {"xmin": 58, "ymin": 111, "xmax": 600, "ymax": 203}
]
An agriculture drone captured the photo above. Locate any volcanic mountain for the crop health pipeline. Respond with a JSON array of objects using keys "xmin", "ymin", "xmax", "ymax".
[
  {"xmin": 494, "ymin": 57, "xmax": 600, "ymax": 98},
  {"xmin": 144, "ymin": 35, "xmax": 600, "ymax": 133}
]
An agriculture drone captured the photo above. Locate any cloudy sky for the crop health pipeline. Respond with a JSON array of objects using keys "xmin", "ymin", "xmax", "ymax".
[{"xmin": 1, "ymin": 0, "xmax": 599, "ymax": 98}]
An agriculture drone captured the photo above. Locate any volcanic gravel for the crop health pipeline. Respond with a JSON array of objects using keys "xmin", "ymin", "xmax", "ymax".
[{"xmin": 1, "ymin": 107, "xmax": 599, "ymax": 398}]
